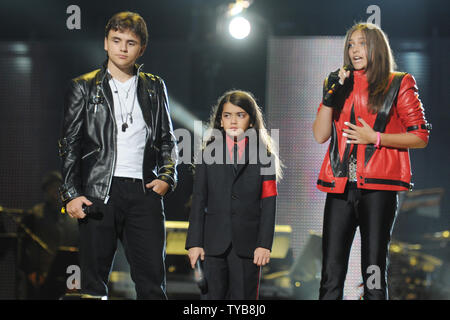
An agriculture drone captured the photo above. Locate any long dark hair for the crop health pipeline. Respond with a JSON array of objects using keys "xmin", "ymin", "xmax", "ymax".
[
  {"xmin": 343, "ymin": 22, "xmax": 397, "ymax": 113},
  {"xmin": 204, "ymin": 90, "xmax": 283, "ymax": 181}
]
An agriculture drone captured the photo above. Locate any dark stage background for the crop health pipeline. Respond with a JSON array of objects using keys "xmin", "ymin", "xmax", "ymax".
[{"xmin": 0, "ymin": 0, "xmax": 449, "ymax": 300}]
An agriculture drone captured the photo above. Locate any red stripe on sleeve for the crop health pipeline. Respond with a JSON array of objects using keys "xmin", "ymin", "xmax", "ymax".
[{"xmin": 261, "ymin": 180, "xmax": 277, "ymax": 199}]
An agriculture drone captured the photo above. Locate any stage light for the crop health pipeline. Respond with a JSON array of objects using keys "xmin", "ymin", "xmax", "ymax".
[
  {"xmin": 229, "ymin": 4, "xmax": 243, "ymax": 16},
  {"xmin": 227, "ymin": 0, "xmax": 251, "ymax": 17},
  {"xmin": 228, "ymin": 16, "xmax": 251, "ymax": 40}
]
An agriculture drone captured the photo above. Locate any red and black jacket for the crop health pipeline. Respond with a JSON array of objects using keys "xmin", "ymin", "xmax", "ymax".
[{"xmin": 317, "ymin": 70, "xmax": 430, "ymax": 193}]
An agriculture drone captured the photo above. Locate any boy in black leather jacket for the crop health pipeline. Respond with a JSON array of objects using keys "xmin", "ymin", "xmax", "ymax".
[{"xmin": 59, "ymin": 11, "xmax": 178, "ymax": 299}]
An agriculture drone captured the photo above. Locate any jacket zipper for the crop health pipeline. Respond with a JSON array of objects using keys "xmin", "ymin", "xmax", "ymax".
[
  {"xmin": 100, "ymin": 77, "xmax": 117, "ymax": 205},
  {"xmin": 141, "ymin": 126, "xmax": 150, "ymax": 193},
  {"xmin": 134, "ymin": 65, "xmax": 150, "ymax": 194},
  {"xmin": 148, "ymin": 86, "xmax": 160, "ymax": 192}
]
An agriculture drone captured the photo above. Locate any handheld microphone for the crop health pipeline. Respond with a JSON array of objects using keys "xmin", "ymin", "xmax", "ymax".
[
  {"xmin": 194, "ymin": 259, "xmax": 208, "ymax": 294},
  {"xmin": 81, "ymin": 204, "xmax": 102, "ymax": 218},
  {"xmin": 82, "ymin": 204, "xmax": 93, "ymax": 214},
  {"xmin": 340, "ymin": 64, "xmax": 354, "ymax": 83},
  {"xmin": 324, "ymin": 64, "xmax": 354, "ymax": 100}
]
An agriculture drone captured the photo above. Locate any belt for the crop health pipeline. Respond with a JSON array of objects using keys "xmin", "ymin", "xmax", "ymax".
[{"xmin": 113, "ymin": 177, "xmax": 142, "ymax": 183}]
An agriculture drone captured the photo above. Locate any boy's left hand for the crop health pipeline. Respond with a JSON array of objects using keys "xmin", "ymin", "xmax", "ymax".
[
  {"xmin": 253, "ymin": 247, "xmax": 270, "ymax": 266},
  {"xmin": 146, "ymin": 179, "xmax": 170, "ymax": 196}
]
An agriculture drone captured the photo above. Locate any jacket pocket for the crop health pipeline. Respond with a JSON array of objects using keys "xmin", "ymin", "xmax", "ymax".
[{"xmin": 146, "ymin": 188, "xmax": 163, "ymax": 200}]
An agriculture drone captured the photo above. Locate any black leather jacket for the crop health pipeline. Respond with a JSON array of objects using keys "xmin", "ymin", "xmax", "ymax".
[{"xmin": 59, "ymin": 61, "xmax": 178, "ymax": 204}]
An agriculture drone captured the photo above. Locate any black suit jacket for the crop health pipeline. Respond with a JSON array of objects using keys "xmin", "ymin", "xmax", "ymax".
[{"xmin": 186, "ymin": 132, "xmax": 277, "ymax": 258}]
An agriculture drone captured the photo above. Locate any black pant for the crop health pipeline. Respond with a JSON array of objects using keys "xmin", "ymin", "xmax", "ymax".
[
  {"xmin": 202, "ymin": 244, "xmax": 261, "ymax": 300},
  {"xmin": 319, "ymin": 183, "xmax": 398, "ymax": 300},
  {"xmin": 78, "ymin": 177, "xmax": 167, "ymax": 299}
]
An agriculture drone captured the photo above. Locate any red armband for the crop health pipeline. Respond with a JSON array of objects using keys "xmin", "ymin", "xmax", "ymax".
[{"xmin": 261, "ymin": 180, "xmax": 277, "ymax": 199}]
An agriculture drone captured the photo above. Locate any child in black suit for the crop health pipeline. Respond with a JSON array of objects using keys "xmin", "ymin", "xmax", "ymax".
[{"xmin": 186, "ymin": 90, "xmax": 282, "ymax": 299}]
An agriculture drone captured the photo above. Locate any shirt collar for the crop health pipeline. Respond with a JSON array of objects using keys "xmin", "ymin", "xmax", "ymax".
[{"xmin": 226, "ymin": 133, "xmax": 248, "ymax": 160}]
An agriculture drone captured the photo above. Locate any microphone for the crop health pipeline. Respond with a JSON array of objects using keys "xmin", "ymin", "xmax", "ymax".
[
  {"xmin": 82, "ymin": 204, "xmax": 102, "ymax": 217},
  {"xmin": 194, "ymin": 259, "xmax": 208, "ymax": 294},
  {"xmin": 82, "ymin": 204, "xmax": 92, "ymax": 214},
  {"xmin": 324, "ymin": 64, "xmax": 354, "ymax": 100}
]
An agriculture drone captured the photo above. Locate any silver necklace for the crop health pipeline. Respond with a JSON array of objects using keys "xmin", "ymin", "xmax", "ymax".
[
  {"xmin": 111, "ymin": 76, "xmax": 137, "ymax": 132},
  {"xmin": 116, "ymin": 79, "xmax": 134, "ymax": 98}
]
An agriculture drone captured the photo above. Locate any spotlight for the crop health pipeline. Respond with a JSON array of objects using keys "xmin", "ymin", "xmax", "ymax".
[
  {"xmin": 229, "ymin": 4, "xmax": 244, "ymax": 16},
  {"xmin": 227, "ymin": 0, "xmax": 252, "ymax": 17},
  {"xmin": 228, "ymin": 16, "xmax": 251, "ymax": 40}
]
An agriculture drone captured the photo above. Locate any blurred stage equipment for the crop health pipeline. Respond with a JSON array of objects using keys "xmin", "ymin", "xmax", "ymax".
[
  {"xmin": 398, "ymin": 188, "xmax": 444, "ymax": 219},
  {"xmin": 288, "ymin": 231, "xmax": 323, "ymax": 300},
  {"xmin": 424, "ymin": 230, "xmax": 450, "ymax": 241},
  {"xmin": 395, "ymin": 188, "xmax": 445, "ymax": 245},
  {"xmin": 0, "ymin": 205, "xmax": 80, "ymax": 299},
  {"xmin": 0, "ymin": 206, "xmax": 22, "ymax": 299},
  {"xmin": 285, "ymin": 231, "xmax": 447, "ymax": 300},
  {"xmin": 388, "ymin": 187, "xmax": 448, "ymax": 299},
  {"xmin": 422, "ymin": 230, "xmax": 450, "ymax": 299},
  {"xmin": 388, "ymin": 240, "xmax": 443, "ymax": 300},
  {"xmin": 45, "ymin": 246, "xmax": 79, "ymax": 299},
  {"xmin": 259, "ymin": 231, "xmax": 322, "ymax": 300},
  {"xmin": 0, "ymin": 205, "xmax": 50, "ymax": 299}
]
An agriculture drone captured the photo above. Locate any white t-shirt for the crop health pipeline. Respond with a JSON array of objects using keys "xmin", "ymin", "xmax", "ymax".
[{"xmin": 108, "ymin": 74, "xmax": 148, "ymax": 180}]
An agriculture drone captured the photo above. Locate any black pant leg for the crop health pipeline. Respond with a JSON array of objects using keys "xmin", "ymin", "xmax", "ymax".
[
  {"xmin": 77, "ymin": 196, "xmax": 119, "ymax": 297},
  {"xmin": 202, "ymin": 244, "xmax": 259, "ymax": 300},
  {"xmin": 358, "ymin": 190, "xmax": 398, "ymax": 300},
  {"xmin": 319, "ymin": 190, "xmax": 358, "ymax": 300},
  {"xmin": 227, "ymin": 245, "xmax": 259, "ymax": 300},
  {"xmin": 120, "ymin": 183, "xmax": 168, "ymax": 300},
  {"xmin": 203, "ymin": 249, "xmax": 230, "ymax": 299}
]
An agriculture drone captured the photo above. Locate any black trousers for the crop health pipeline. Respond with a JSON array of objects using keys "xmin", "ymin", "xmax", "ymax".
[
  {"xmin": 319, "ymin": 183, "xmax": 398, "ymax": 300},
  {"xmin": 202, "ymin": 244, "xmax": 261, "ymax": 300},
  {"xmin": 78, "ymin": 177, "xmax": 167, "ymax": 299}
]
